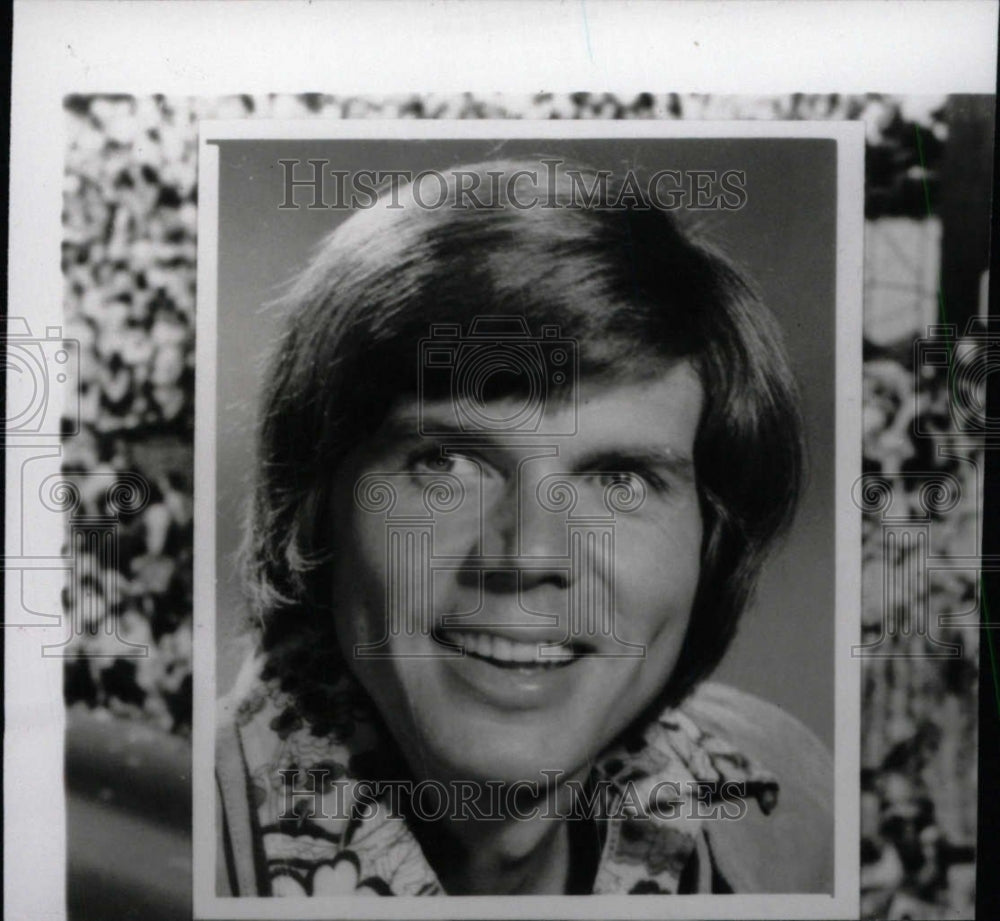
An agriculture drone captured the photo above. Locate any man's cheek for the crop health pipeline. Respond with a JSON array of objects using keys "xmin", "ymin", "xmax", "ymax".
[
  {"xmin": 615, "ymin": 581, "xmax": 695, "ymax": 640},
  {"xmin": 431, "ymin": 509, "xmax": 482, "ymax": 556}
]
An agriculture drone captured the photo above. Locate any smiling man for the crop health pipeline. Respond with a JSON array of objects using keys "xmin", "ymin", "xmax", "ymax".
[{"xmin": 215, "ymin": 160, "xmax": 833, "ymax": 898}]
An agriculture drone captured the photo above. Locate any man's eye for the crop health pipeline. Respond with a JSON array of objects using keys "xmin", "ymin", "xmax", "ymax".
[
  {"xmin": 593, "ymin": 469, "xmax": 665, "ymax": 493},
  {"xmin": 407, "ymin": 450, "xmax": 481, "ymax": 477}
]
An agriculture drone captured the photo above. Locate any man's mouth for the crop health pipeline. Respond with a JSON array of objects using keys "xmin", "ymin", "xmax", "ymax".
[{"xmin": 436, "ymin": 629, "xmax": 584, "ymax": 671}]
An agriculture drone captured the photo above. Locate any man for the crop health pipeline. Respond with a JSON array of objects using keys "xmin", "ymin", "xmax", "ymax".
[{"xmin": 216, "ymin": 159, "xmax": 832, "ymax": 896}]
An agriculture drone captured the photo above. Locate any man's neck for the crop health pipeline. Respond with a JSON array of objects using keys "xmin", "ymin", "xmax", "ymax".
[{"xmin": 406, "ymin": 779, "xmax": 583, "ymax": 895}]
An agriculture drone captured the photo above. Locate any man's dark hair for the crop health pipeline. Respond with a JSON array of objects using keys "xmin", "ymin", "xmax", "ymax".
[{"xmin": 242, "ymin": 159, "xmax": 804, "ymax": 723}]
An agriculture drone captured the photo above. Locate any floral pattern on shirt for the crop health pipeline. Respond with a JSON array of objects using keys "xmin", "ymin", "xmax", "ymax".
[{"xmin": 225, "ymin": 655, "xmax": 780, "ymax": 896}]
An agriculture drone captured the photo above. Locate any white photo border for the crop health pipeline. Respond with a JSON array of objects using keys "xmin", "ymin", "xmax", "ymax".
[{"xmin": 192, "ymin": 117, "xmax": 865, "ymax": 920}]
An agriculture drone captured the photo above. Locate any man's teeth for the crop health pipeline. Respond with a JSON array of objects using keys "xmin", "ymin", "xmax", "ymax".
[{"xmin": 440, "ymin": 630, "xmax": 577, "ymax": 666}]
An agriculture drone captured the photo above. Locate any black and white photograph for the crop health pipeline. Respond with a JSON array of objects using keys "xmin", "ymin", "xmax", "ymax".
[
  {"xmin": 6, "ymin": 4, "xmax": 999, "ymax": 921},
  {"xmin": 194, "ymin": 120, "xmax": 862, "ymax": 918}
]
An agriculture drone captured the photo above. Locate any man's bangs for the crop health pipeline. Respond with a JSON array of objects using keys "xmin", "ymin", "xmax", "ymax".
[{"xmin": 370, "ymin": 293, "xmax": 680, "ymax": 417}]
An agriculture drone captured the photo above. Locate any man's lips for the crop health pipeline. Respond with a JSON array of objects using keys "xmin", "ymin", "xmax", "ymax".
[{"xmin": 434, "ymin": 626, "xmax": 595, "ymax": 669}]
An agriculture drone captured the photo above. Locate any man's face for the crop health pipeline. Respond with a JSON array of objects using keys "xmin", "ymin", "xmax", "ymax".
[{"xmin": 330, "ymin": 363, "xmax": 703, "ymax": 785}]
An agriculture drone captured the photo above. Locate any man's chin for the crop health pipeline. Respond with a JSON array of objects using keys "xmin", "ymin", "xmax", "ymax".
[{"xmin": 407, "ymin": 728, "xmax": 594, "ymax": 791}]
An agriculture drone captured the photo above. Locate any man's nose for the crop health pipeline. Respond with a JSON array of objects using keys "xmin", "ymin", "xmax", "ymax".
[{"xmin": 479, "ymin": 467, "xmax": 570, "ymax": 591}]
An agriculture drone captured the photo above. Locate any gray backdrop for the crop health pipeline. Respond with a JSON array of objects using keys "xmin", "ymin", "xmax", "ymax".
[{"xmin": 212, "ymin": 135, "xmax": 838, "ymax": 748}]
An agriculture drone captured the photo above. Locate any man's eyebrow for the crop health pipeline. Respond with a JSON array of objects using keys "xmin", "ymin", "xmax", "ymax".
[
  {"xmin": 573, "ymin": 447, "xmax": 696, "ymax": 481},
  {"xmin": 376, "ymin": 412, "xmax": 442, "ymax": 439},
  {"xmin": 371, "ymin": 411, "xmax": 496, "ymax": 447}
]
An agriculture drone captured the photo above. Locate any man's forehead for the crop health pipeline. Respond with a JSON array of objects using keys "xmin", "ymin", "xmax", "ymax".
[{"xmin": 375, "ymin": 367, "xmax": 702, "ymax": 458}]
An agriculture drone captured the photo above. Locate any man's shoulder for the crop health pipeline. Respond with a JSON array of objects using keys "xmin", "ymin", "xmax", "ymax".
[
  {"xmin": 681, "ymin": 682, "xmax": 831, "ymax": 777},
  {"xmin": 215, "ymin": 655, "xmax": 275, "ymax": 897},
  {"xmin": 680, "ymin": 681, "xmax": 835, "ymax": 893}
]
